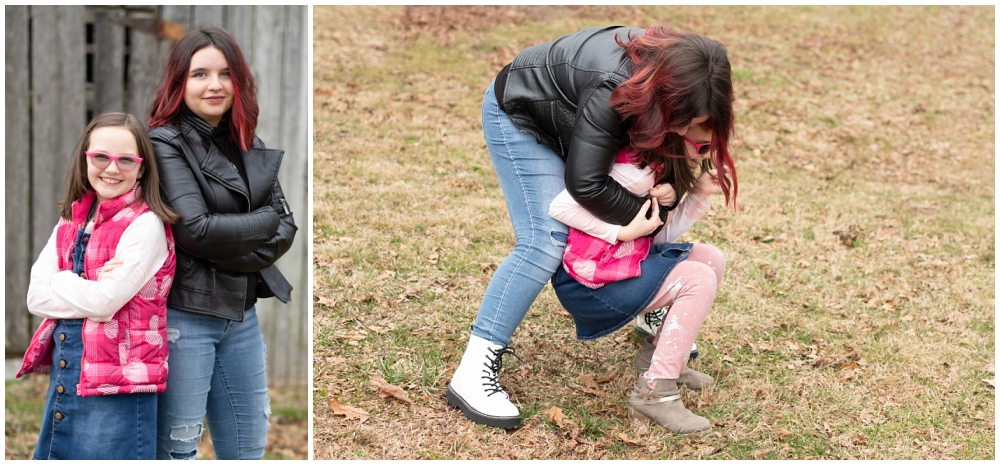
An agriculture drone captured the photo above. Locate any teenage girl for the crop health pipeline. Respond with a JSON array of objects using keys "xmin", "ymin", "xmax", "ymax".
[
  {"xmin": 148, "ymin": 26, "xmax": 296, "ymax": 460},
  {"xmin": 17, "ymin": 112, "xmax": 178, "ymax": 459},
  {"xmin": 550, "ymin": 123, "xmax": 732, "ymax": 435},
  {"xmin": 447, "ymin": 26, "xmax": 736, "ymax": 430}
]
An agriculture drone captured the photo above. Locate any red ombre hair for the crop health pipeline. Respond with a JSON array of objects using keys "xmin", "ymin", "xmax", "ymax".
[
  {"xmin": 148, "ymin": 26, "xmax": 258, "ymax": 152},
  {"xmin": 610, "ymin": 27, "xmax": 738, "ymax": 208}
]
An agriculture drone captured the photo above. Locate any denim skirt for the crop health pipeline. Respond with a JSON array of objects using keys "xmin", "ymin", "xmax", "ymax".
[
  {"xmin": 552, "ymin": 241, "xmax": 693, "ymax": 340},
  {"xmin": 33, "ymin": 319, "xmax": 157, "ymax": 460}
]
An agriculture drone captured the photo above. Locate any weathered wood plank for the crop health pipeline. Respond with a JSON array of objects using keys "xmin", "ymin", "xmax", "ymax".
[
  {"xmin": 224, "ymin": 6, "xmax": 253, "ymax": 50},
  {"xmin": 192, "ymin": 5, "xmax": 224, "ymax": 30},
  {"xmin": 276, "ymin": 5, "xmax": 309, "ymax": 387},
  {"xmin": 93, "ymin": 7, "xmax": 126, "ymax": 114},
  {"xmin": 251, "ymin": 5, "xmax": 292, "ymax": 386},
  {"xmin": 30, "ymin": 6, "xmax": 86, "ymax": 257},
  {"xmin": 125, "ymin": 6, "xmax": 167, "ymax": 125},
  {"xmin": 6, "ymin": 5, "xmax": 33, "ymax": 352}
]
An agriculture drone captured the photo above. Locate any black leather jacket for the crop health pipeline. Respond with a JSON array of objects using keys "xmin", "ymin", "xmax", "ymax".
[
  {"xmin": 497, "ymin": 26, "xmax": 652, "ymax": 226},
  {"xmin": 150, "ymin": 111, "xmax": 296, "ymax": 321}
]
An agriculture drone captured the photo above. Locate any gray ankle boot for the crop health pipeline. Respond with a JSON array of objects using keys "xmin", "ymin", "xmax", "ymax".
[
  {"xmin": 629, "ymin": 378, "xmax": 712, "ymax": 434},
  {"xmin": 634, "ymin": 336, "xmax": 714, "ymax": 390}
]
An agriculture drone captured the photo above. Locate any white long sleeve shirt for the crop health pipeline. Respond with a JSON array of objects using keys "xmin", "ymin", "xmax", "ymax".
[{"xmin": 27, "ymin": 211, "xmax": 169, "ymax": 322}]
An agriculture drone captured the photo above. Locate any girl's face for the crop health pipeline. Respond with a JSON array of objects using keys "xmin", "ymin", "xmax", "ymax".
[
  {"xmin": 86, "ymin": 126, "xmax": 141, "ymax": 204},
  {"xmin": 683, "ymin": 122, "xmax": 713, "ymax": 170},
  {"xmin": 184, "ymin": 46, "xmax": 233, "ymax": 127}
]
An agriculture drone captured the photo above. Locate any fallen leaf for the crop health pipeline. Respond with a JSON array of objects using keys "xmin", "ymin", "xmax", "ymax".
[
  {"xmin": 986, "ymin": 363, "xmax": 995, "ymax": 374},
  {"xmin": 774, "ymin": 427, "xmax": 793, "ymax": 440},
  {"xmin": 617, "ymin": 433, "xmax": 643, "ymax": 446},
  {"xmin": 579, "ymin": 374, "xmax": 600, "ymax": 389},
  {"xmin": 579, "ymin": 387, "xmax": 606, "ymax": 397},
  {"xmin": 544, "ymin": 406, "xmax": 571, "ymax": 428},
  {"xmin": 328, "ymin": 396, "xmax": 370, "ymax": 422},
  {"xmin": 315, "ymin": 294, "xmax": 338, "ymax": 308},
  {"xmin": 982, "ymin": 379, "xmax": 994, "ymax": 388},
  {"xmin": 370, "ymin": 375, "xmax": 413, "ymax": 404},
  {"xmin": 428, "ymin": 252, "xmax": 439, "ymax": 264},
  {"xmin": 595, "ymin": 372, "xmax": 617, "ymax": 384}
]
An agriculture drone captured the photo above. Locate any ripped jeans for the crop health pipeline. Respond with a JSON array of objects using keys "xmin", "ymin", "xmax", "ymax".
[
  {"xmin": 156, "ymin": 307, "xmax": 270, "ymax": 460},
  {"xmin": 471, "ymin": 82, "xmax": 568, "ymax": 346}
]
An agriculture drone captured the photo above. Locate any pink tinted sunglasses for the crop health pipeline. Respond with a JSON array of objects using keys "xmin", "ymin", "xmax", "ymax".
[
  {"xmin": 683, "ymin": 136, "xmax": 712, "ymax": 155},
  {"xmin": 85, "ymin": 151, "xmax": 144, "ymax": 172}
]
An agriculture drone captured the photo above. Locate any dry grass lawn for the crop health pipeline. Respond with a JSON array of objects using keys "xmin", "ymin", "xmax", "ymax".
[{"xmin": 312, "ymin": 5, "xmax": 994, "ymax": 459}]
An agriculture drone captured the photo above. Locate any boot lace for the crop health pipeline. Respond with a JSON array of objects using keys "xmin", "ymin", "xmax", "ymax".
[
  {"xmin": 644, "ymin": 307, "xmax": 667, "ymax": 331},
  {"xmin": 481, "ymin": 346, "xmax": 521, "ymax": 397}
]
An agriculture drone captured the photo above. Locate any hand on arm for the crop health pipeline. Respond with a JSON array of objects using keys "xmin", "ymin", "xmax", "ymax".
[
  {"xmin": 648, "ymin": 183, "xmax": 677, "ymax": 207},
  {"xmin": 215, "ymin": 180, "xmax": 297, "ymax": 273},
  {"xmin": 617, "ymin": 198, "xmax": 663, "ymax": 242}
]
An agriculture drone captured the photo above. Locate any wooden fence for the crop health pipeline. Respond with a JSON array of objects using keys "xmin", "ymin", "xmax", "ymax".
[{"xmin": 4, "ymin": 5, "xmax": 309, "ymax": 386}]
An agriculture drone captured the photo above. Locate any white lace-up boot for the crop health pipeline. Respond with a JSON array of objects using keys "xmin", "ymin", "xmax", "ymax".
[{"xmin": 446, "ymin": 335, "xmax": 521, "ymax": 429}]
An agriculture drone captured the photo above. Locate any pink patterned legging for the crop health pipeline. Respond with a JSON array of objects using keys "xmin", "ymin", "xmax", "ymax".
[{"xmin": 640, "ymin": 243, "xmax": 725, "ymax": 386}]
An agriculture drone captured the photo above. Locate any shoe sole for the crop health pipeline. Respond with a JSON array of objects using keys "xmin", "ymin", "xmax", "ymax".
[
  {"xmin": 627, "ymin": 406, "xmax": 712, "ymax": 435},
  {"xmin": 446, "ymin": 385, "xmax": 521, "ymax": 429}
]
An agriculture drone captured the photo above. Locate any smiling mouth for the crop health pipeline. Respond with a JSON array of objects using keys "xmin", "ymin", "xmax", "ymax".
[{"xmin": 100, "ymin": 177, "xmax": 123, "ymax": 185}]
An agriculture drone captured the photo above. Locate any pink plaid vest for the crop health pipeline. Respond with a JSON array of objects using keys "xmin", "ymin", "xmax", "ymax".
[
  {"xmin": 17, "ymin": 185, "xmax": 176, "ymax": 396},
  {"xmin": 562, "ymin": 149, "xmax": 659, "ymax": 289}
]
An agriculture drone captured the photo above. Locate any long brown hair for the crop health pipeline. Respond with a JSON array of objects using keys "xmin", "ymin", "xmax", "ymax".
[
  {"xmin": 147, "ymin": 26, "xmax": 258, "ymax": 152},
  {"xmin": 60, "ymin": 113, "xmax": 179, "ymax": 223},
  {"xmin": 611, "ymin": 26, "xmax": 738, "ymax": 208}
]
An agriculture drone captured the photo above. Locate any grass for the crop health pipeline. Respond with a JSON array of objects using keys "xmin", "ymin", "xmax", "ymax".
[
  {"xmin": 312, "ymin": 5, "xmax": 994, "ymax": 459},
  {"xmin": 3, "ymin": 375, "xmax": 307, "ymax": 460}
]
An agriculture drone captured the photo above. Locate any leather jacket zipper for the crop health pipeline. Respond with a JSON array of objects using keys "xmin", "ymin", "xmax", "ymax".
[{"xmin": 550, "ymin": 101, "xmax": 565, "ymax": 155}]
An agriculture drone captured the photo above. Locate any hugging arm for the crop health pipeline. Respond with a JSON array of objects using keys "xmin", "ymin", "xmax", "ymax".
[
  {"xmin": 215, "ymin": 180, "xmax": 297, "ymax": 273},
  {"xmin": 152, "ymin": 136, "xmax": 280, "ymax": 261}
]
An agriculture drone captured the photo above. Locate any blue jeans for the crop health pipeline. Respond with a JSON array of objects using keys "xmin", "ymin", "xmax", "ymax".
[
  {"xmin": 472, "ymin": 82, "xmax": 568, "ymax": 346},
  {"xmin": 156, "ymin": 307, "xmax": 270, "ymax": 460},
  {"xmin": 34, "ymin": 320, "xmax": 157, "ymax": 460}
]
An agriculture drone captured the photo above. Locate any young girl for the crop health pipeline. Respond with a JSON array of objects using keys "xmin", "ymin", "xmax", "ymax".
[
  {"xmin": 16, "ymin": 113, "xmax": 178, "ymax": 460},
  {"xmin": 550, "ymin": 123, "xmax": 733, "ymax": 435}
]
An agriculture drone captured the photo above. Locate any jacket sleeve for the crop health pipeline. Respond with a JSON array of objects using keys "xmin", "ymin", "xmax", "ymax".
[
  {"xmin": 152, "ymin": 135, "xmax": 280, "ymax": 261},
  {"xmin": 564, "ymin": 80, "xmax": 645, "ymax": 226},
  {"xmin": 215, "ymin": 179, "xmax": 297, "ymax": 273}
]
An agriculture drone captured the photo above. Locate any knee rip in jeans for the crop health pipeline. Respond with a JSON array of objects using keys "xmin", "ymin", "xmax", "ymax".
[
  {"xmin": 166, "ymin": 328, "xmax": 180, "ymax": 344},
  {"xmin": 264, "ymin": 396, "xmax": 272, "ymax": 418},
  {"xmin": 168, "ymin": 423, "xmax": 203, "ymax": 460},
  {"xmin": 549, "ymin": 230, "xmax": 568, "ymax": 248}
]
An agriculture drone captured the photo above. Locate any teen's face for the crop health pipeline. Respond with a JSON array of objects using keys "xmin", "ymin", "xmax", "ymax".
[
  {"xmin": 184, "ymin": 46, "xmax": 234, "ymax": 127},
  {"xmin": 684, "ymin": 123, "xmax": 713, "ymax": 170},
  {"xmin": 669, "ymin": 114, "xmax": 710, "ymax": 137},
  {"xmin": 87, "ymin": 126, "xmax": 141, "ymax": 204}
]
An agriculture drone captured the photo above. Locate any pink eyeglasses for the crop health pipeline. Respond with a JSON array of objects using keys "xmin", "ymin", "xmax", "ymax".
[
  {"xmin": 683, "ymin": 136, "xmax": 712, "ymax": 155},
  {"xmin": 85, "ymin": 151, "xmax": 144, "ymax": 172}
]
